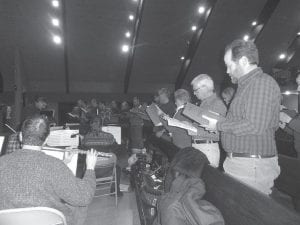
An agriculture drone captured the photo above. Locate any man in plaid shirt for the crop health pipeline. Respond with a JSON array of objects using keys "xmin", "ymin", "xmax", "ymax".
[{"xmin": 206, "ymin": 39, "xmax": 281, "ymax": 195}]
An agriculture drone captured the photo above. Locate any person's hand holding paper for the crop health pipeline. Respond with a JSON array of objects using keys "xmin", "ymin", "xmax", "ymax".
[
  {"xmin": 202, "ymin": 115, "xmax": 218, "ymax": 133},
  {"xmin": 280, "ymin": 111, "xmax": 292, "ymax": 124}
]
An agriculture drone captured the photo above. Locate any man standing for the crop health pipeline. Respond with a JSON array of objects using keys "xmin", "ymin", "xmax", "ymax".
[
  {"xmin": 190, "ymin": 74, "xmax": 227, "ymax": 168},
  {"xmin": 22, "ymin": 96, "xmax": 47, "ymax": 121},
  {"xmin": 0, "ymin": 115, "xmax": 98, "ymax": 225},
  {"xmin": 206, "ymin": 39, "xmax": 281, "ymax": 195}
]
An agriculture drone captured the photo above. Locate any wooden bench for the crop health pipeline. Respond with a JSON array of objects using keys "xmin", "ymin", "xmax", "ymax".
[
  {"xmin": 275, "ymin": 154, "xmax": 300, "ymax": 212},
  {"xmin": 202, "ymin": 165, "xmax": 300, "ymax": 225},
  {"xmin": 145, "ymin": 137, "xmax": 300, "ymax": 224}
]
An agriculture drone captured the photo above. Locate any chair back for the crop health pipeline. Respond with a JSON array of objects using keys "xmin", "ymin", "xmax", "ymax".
[{"xmin": 0, "ymin": 207, "xmax": 67, "ymax": 225}]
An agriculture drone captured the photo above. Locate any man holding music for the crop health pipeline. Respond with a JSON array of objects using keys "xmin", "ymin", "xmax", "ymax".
[
  {"xmin": 0, "ymin": 115, "xmax": 98, "ymax": 225},
  {"xmin": 203, "ymin": 39, "xmax": 281, "ymax": 195},
  {"xmin": 188, "ymin": 74, "xmax": 227, "ymax": 168}
]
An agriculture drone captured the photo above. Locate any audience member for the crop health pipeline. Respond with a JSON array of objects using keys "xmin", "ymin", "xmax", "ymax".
[
  {"xmin": 205, "ymin": 39, "xmax": 281, "ymax": 195},
  {"xmin": 0, "ymin": 115, "xmax": 98, "ymax": 225},
  {"xmin": 189, "ymin": 74, "xmax": 227, "ymax": 168}
]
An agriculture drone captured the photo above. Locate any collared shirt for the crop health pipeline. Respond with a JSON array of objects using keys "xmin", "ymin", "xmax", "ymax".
[
  {"xmin": 217, "ymin": 67, "xmax": 281, "ymax": 155},
  {"xmin": 193, "ymin": 93, "xmax": 227, "ymax": 141},
  {"xmin": 5, "ymin": 133, "xmax": 21, "ymax": 154}
]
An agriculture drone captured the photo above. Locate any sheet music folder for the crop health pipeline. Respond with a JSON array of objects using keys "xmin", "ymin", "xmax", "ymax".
[
  {"xmin": 146, "ymin": 103, "xmax": 162, "ymax": 126},
  {"xmin": 182, "ymin": 103, "xmax": 225, "ymax": 125},
  {"xmin": 45, "ymin": 129, "xmax": 79, "ymax": 147}
]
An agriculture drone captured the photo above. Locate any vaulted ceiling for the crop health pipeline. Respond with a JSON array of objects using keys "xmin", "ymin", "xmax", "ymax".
[{"xmin": 0, "ymin": 0, "xmax": 299, "ymax": 94}]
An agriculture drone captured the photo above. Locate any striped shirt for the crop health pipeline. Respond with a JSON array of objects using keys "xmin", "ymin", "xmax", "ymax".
[{"xmin": 217, "ymin": 68, "xmax": 281, "ymax": 155}]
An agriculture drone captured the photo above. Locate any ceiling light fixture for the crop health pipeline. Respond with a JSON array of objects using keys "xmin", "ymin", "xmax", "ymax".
[
  {"xmin": 191, "ymin": 25, "xmax": 197, "ymax": 31},
  {"xmin": 279, "ymin": 53, "xmax": 286, "ymax": 60},
  {"xmin": 297, "ymin": 32, "xmax": 300, "ymax": 36},
  {"xmin": 243, "ymin": 35, "xmax": 249, "ymax": 41},
  {"xmin": 52, "ymin": 0, "xmax": 59, "ymax": 8},
  {"xmin": 180, "ymin": 56, "xmax": 185, "ymax": 60},
  {"xmin": 51, "ymin": 18, "xmax": 60, "ymax": 27},
  {"xmin": 198, "ymin": 6, "xmax": 205, "ymax": 14},
  {"xmin": 251, "ymin": 21, "xmax": 257, "ymax": 26},
  {"xmin": 125, "ymin": 31, "xmax": 131, "ymax": 38},
  {"xmin": 122, "ymin": 44, "xmax": 129, "ymax": 53},
  {"xmin": 129, "ymin": 14, "xmax": 134, "ymax": 21},
  {"xmin": 53, "ymin": 35, "xmax": 62, "ymax": 44}
]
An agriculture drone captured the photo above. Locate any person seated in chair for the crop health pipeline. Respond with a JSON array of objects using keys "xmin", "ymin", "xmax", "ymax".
[
  {"xmin": 82, "ymin": 116, "xmax": 123, "ymax": 197},
  {"xmin": 0, "ymin": 115, "xmax": 98, "ymax": 225}
]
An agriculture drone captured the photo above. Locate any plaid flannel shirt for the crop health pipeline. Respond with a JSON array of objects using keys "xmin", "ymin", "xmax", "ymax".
[{"xmin": 217, "ymin": 68, "xmax": 281, "ymax": 155}]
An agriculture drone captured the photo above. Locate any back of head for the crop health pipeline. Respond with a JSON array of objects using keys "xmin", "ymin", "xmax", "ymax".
[
  {"xmin": 174, "ymin": 89, "xmax": 191, "ymax": 104},
  {"xmin": 173, "ymin": 147, "xmax": 209, "ymax": 178},
  {"xmin": 222, "ymin": 87, "xmax": 235, "ymax": 98},
  {"xmin": 225, "ymin": 39, "xmax": 259, "ymax": 65},
  {"xmin": 21, "ymin": 115, "xmax": 50, "ymax": 146}
]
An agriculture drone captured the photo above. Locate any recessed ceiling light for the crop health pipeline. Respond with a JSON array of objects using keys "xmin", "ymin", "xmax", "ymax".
[
  {"xmin": 191, "ymin": 25, "xmax": 197, "ymax": 31},
  {"xmin": 180, "ymin": 56, "xmax": 185, "ymax": 60},
  {"xmin": 251, "ymin": 21, "xmax": 257, "ymax": 26},
  {"xmin": 51, "ymin": 18, "xmax": 60, "ymax": 27},
  {"xmin": 297, "ymin": 32, "xmax": 300, "ymax": 36},
  {"xmin": 122, "ymin": 44, "xmax": 129, "ymax": 53},
  {"xmin": 279, "ymin": 53, "xmax": 286, "ymax": 60},
  {"xmin": 129, "ymin": 14, "xmax": 134, "ymax": 21},
  {"xmin": 125, "ymin": 31, "xmax": 131, "ymax": 38},
  {"xmin": 243, "ymin": 35, "xmax": 249, "ymax": 41},
  {"xmin": 198, "ymin": 6, "xmax": 205, "ymax": 14},
  {"xmin": 52, "ymin": 0, "xmax": 59, "ymax": 8},
  {"xmin": 53, "ymin": 35, "xmax": 62, "ymax": 44}
]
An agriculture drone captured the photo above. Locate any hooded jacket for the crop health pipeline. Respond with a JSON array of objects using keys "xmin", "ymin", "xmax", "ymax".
[{"xmin": 154, "ymin": 147, "xmax": 224, "ymax": 225}]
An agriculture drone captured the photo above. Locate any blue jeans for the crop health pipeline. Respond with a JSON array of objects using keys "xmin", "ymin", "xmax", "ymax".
[{"xmin": 223, "ymin": 156, "xmax": 280, "ymax": 195}]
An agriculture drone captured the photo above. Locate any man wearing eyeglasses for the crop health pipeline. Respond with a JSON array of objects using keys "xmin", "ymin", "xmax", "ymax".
[{"xmin": 189, "ymin": 74, "xmax": 227, "ymax": 168}]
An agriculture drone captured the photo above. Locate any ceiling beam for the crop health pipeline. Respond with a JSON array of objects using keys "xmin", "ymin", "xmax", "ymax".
[
  {"xmin": 61, "ymin": 0, "xmax": 70, "ymax": 94},
  {"xmin": 175, "ymin": 0, "xmax": 217, "ymax": 90},
  {"xmin": 274, "ymin": 33, "xmax": 300, "ymax": 69},
  {"xmin": 123, "ymin": 0, "xmax": 146, "ymax": 94},
  {"xmin": 252, "ymin": 0, "xmax": 280, "ymax": 41}
]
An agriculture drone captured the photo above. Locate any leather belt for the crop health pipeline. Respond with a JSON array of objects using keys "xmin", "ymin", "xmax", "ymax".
[
  {"xmin": 192, "ymin": 139, "xmax": 218, "ymax": 144},
  {"xmin": 227, "ymin": 152, "xmax": 276, "ymax": 159}
]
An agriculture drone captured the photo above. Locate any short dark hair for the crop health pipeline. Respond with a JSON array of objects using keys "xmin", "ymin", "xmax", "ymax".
[
  {"xmin": 21, "ymin": 115, "xmax": 50, "ymax": 146},
  {"xmin": 225, "ymin": 39, "xmax": 259, "ymax": 65}
]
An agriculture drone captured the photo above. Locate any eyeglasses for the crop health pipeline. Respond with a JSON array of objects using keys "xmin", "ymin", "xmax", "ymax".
[{"xmin": 193, "ymin": 87, "xmax": 201, "ymax": 93}]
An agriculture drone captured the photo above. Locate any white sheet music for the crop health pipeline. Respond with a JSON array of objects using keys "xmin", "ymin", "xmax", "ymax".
[
  {"xmin": 0, "ymin": 136, "xmax": 5, "ymax": 154},
  {"xmin": 42, "ymin": 149, "xmax": 78, "ymax": 175},
  {"xmin": 45, "ymin": 129, "xmax": 79, "ymax": 147},
  {"xmin": 101, "ymin": 126, "xmax": 121, "ymax": 144},
  {"xmin": 167, "ymin": 118, "xmax": 198, "ymax": 133}
]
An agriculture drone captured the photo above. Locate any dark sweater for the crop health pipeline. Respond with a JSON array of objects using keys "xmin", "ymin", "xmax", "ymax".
[{"xmin": 0, "ymin": 149, "xmax": 96, "ymax": 224}]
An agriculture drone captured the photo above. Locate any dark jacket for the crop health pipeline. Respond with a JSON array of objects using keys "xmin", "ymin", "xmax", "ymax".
[
  {"xmin": 154, "ymin": 176, "xmax": 224, "ymax": 225},
  {"xmin": 155, "ymin": 147, "xmax": 224, "ymax": 225}
]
